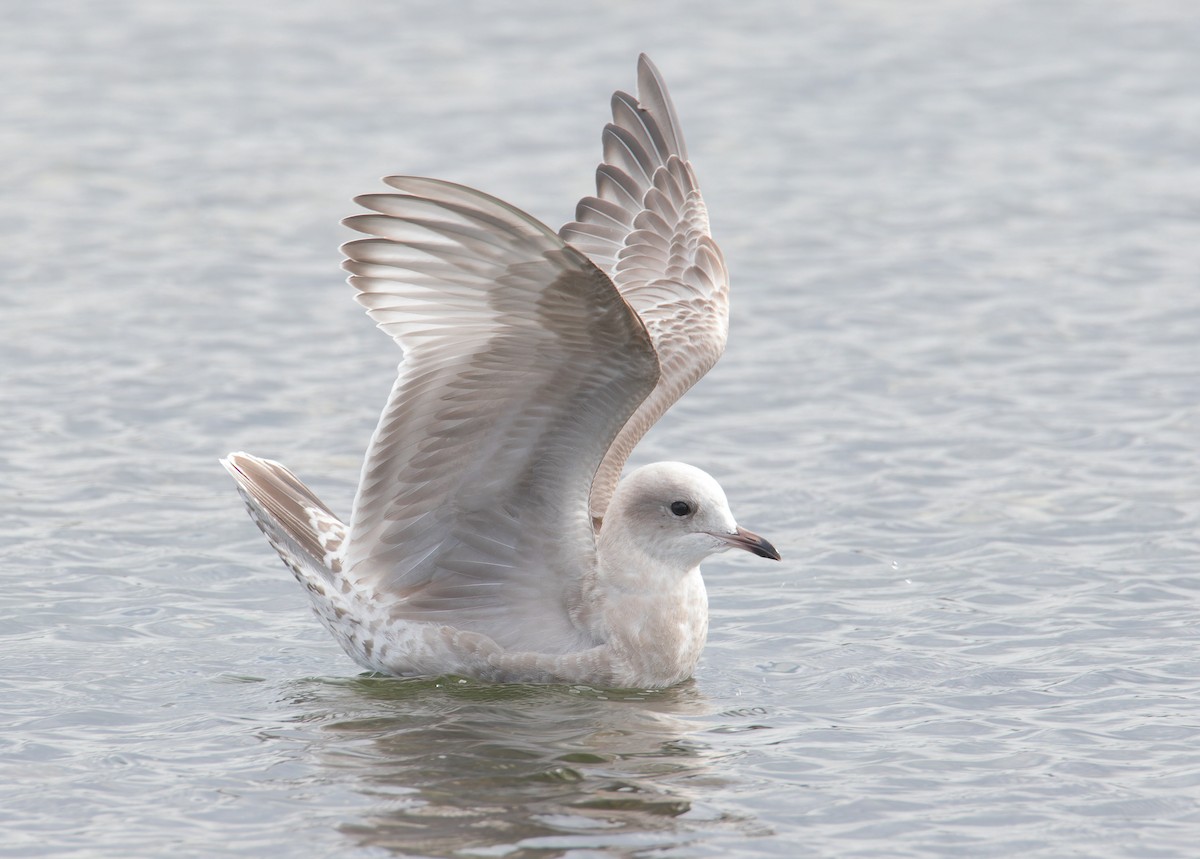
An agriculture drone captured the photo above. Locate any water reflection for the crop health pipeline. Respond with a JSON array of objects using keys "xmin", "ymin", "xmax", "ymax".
[{"xmin": 281, "ymin": 676, "xmax": 756, "ymax": 856}]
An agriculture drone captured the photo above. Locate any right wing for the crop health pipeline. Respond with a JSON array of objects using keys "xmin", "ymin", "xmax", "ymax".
[{"xmin": 560, "ymin": 55, "xmax": 731, "ymax": 525}]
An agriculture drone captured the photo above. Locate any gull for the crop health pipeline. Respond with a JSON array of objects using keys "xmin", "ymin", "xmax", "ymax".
[{"xmin": 222, "ymin": 55, "xmax": 779, "ymax": 689}]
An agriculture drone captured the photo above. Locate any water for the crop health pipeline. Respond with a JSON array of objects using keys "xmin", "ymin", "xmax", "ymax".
[{"xmin": 3, "ymin": 1, "xmax": 1199, "ymax": 856}]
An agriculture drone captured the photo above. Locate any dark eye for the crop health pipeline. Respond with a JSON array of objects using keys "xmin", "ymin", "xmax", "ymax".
[{"xmin": 670, "ymin": 501, "xmax": 692, "ymax": 517}]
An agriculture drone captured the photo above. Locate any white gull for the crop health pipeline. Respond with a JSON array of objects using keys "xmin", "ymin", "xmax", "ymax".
[{"xmin": 222, "ymin": 55, "xmax": 779, "ymax": 689}]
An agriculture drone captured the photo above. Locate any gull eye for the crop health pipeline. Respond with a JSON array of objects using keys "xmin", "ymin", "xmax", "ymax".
[{"xmin": 670, "ymin": 501, "xmax": 693, "ymax": 517}]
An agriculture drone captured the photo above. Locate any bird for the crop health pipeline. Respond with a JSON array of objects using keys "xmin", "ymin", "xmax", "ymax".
[{"xmin": 222, "ymin": 55, "xmax": 779, "ymax": 689}]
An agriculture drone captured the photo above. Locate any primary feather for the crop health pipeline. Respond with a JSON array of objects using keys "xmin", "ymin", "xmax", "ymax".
[
  {"xmin": 561, "ymin": 56, "xmax": 730, "ymax": 524},
  {"xmin": 222, "ymin": 56, "xmax": 775, "ymax": 689}
]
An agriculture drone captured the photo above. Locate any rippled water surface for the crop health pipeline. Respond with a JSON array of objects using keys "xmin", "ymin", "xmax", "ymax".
[{"xmin": 4, "ymin": 1, "xmax": 1199, "ymax": 856}]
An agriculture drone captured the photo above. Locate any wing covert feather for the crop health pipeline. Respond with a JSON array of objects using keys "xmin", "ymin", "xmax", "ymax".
[
  {"xmin": 560, "ymin": 55, "xmax": 730, "ymax": 523},
  {"xmin": 341, "ymin": 177, "xmax": 658, "ymax": 652}
]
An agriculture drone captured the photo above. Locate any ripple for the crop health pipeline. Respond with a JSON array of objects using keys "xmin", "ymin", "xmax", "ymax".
[{"xmin": 4, "ymin": 3, "xmax": 1200, "ymax": 858}]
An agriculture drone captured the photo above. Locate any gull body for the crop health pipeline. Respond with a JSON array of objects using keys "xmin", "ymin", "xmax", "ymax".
[{"xmin": 223, "ymin": 56, "xmax": 779, "ymax": 688}]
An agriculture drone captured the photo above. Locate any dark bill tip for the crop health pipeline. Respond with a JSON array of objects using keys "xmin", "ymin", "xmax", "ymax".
[{"xmin": 716, "ymin": 526, "xmax": 782, "ymax": 561}]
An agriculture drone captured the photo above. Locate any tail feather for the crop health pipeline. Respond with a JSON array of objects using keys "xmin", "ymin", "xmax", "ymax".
[{"xmin": 221, "ymin": 452, "xmax": 347, "ymax": 581}]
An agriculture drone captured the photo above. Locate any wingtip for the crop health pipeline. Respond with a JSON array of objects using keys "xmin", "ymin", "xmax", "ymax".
[
  {"xmin": 637, "ymin": 54, "xmax": 668, "ymax": 87},
  {"xmin": 220, "ymin": 453, "xmax": 240, "ymax": 477},
  {"xmin": 632, "ymin": 54, "xmax": 686, "ymax": 164}
]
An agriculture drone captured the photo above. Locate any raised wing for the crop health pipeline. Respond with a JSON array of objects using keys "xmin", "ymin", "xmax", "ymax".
[
  {"xmin": 560, "ymin": 54, "xmax": 730, "ymax": 525},
  {"xmin": 341, "ymin": 177, "xmax": 659, "ymax": 653}
]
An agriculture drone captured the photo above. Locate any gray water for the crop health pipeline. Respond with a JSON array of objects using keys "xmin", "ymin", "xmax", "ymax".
[{"xmin": 3, "ymin": 1, "xmax": 1199, "ymax": 856}]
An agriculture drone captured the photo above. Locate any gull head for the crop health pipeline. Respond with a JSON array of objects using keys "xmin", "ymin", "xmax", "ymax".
[{"xmin": 605, "ymin": 462, "xmax": 781, "ymax": 571}]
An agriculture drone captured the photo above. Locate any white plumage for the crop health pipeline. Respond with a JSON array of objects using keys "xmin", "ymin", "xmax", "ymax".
[{"xmin": 223, "ymin": 55, "xmax": 778, "ymax": 689}]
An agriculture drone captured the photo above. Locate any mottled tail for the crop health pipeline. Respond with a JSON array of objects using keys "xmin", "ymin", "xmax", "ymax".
[{"xmin": 221, "ymin": 452, "xmax": 347, "ymax": 584}]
